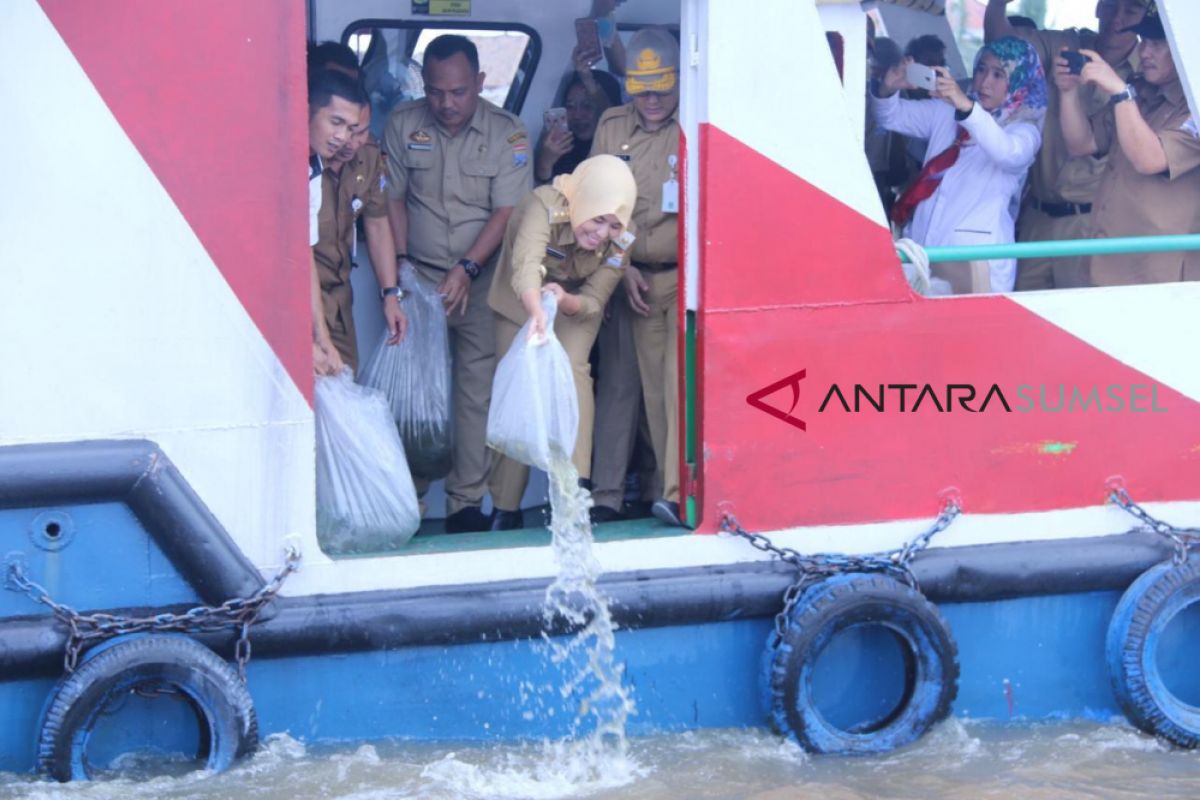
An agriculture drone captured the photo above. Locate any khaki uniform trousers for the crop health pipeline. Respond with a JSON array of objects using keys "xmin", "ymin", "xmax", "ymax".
[
  {"xmin": 633, "ymin": 269, "xmax": 680, "ymax": 504},
  {"xmin": 1013, "ymin": 205, "xmax": 1092, "ymax": 290},
  {"xmin": 590, "ymin": 296, "xmax": 656, "ymax": 511},
  {"xmin": 411, "ymin": 262, "xmax": 503, "ymax": 515},
  {"xmin": 491, "ymin": 308, "xmax": 603, "ymax": 511},
  {"xmin": 327, "ymin": 308, "xmax": 358, "ymax": 374}
]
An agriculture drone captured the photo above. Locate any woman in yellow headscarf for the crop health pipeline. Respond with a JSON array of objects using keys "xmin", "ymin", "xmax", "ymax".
[{"xmin": 487, "ymin": 154, "xmax": 638, "ymax": 529}]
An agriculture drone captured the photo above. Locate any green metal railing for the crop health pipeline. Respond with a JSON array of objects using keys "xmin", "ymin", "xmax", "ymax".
[{"xmin": 895, "ymin": 234, "xmax": 1200, "ymax": 264}]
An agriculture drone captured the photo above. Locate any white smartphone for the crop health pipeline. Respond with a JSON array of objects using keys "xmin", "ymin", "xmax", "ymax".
[
  {"xmin": 905, "ymin": 62, "xmax": 938, "ymax": 92},
  {"xmin": 544, "ymin": 107, "xmax": 568, "ymax": 134}
]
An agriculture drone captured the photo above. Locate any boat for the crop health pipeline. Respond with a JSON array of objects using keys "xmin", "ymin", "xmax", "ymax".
[{"xmin": 2, "ymin": 0, "xmax": 1199, "ymax": 779}]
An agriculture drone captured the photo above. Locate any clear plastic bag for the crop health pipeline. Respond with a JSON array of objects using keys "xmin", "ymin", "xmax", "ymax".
[
  {"xmin": 487, "ymin": 292, "xmax": 579, "ymax": 472},
  {"xmin": 315, "ymin": 370, "xmax": 420, "ymax": 554},
  {"xmin": 359, "ymin": 267, "xmax": 453, "ymax": 479}
]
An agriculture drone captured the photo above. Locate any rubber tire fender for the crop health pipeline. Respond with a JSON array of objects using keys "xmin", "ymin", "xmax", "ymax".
[
  {"xmin": 764, "ymin": 572, "xmax": 959, "ymax": 755},
  {"xmin": 1106, "ymin": 557, "xmax": 1200, "ymax": 748},
  {"xmin": 37, "ymin": 634, "xmax": 258, "ymax": 781}
]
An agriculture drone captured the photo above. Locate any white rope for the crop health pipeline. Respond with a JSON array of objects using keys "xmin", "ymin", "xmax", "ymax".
[{"xmin": 895, "ymin": 238, "xmax": 931, "ymax": 296}]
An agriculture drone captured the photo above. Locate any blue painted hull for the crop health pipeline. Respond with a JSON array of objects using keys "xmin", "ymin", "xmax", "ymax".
[{"xmin": 5, "ymin": 589, "xmax": 1199, "ymax": 773}]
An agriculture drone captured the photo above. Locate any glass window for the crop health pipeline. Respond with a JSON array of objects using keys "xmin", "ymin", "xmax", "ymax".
[{"xmin": 342, "ymin": 21, "xmax": 540, "ymax": 142}]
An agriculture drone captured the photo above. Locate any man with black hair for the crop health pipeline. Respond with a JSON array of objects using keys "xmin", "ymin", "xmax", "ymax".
[
  {"xmin": 1057, "ymin": 5, "xmax": 1200, "ymax": 285},
  {"xmin": 384, "ymin": 34, "xmax": 531, "ymax": 533},
  {"xmin": 308, "ymin": 46, "xmax": 408, "ymax": 371},
  {"xmin": 308, "ymin": 68, "xmax": 368, "ymax": 374},
  {"xmin": 986, "ymin": 0, "xmax": 1150, "ymax": 290}
]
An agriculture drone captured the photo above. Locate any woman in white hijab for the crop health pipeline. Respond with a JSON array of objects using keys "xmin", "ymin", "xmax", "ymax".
[{"xmin": 487, "ymin": 154, "xmax": 638, "ymax": 528}]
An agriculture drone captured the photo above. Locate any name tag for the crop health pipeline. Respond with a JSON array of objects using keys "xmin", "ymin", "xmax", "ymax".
[
  {"xmin": 406, "ymin": 142, "xmax": 433, "ymax": 151},
  {"xmin": 662, "ymin": 178, "xmax": 679, "ymax": 214},
  {"xmin": 545, "ymin": 246, "xmax": 566, "ymax": 260}
]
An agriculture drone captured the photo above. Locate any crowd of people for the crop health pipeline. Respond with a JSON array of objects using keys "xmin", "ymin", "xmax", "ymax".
[
  {"xmin": 305, "ymin": 13, "xmax": 683, "ymax": 535},
  {"xmin": 867, "ymin": 0, "xmax": 1199, "ymax": 292}
]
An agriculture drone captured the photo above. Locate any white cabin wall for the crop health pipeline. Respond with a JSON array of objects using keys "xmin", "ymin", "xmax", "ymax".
[
  {"xmin": 817, "ymin": 4, "xmax": 869, "ymax": 148},
  {"xmin": 1160, "ymin": 0, "xmax": 1200, "ymax": 122}
]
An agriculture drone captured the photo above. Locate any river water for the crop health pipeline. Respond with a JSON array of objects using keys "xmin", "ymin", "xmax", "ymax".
[{"xmin": 2, "ymin": 719, "xmax": 1199, "ymax": 799}]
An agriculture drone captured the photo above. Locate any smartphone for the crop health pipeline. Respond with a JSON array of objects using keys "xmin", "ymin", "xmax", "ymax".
[
  {"xmin": 544, "ymin": 107, "xmax": 568, "ymax": 134},
  {"xmin": 1061, "ymin": 50, "xmax": 1092, "ymax": 75},
  {"xmin": 574, "ymin": 18, "xmax": 603, "ymax": 64},
  {"xmin": 905, "ymin": 62, "xmax": 938, "ymax": 92}
]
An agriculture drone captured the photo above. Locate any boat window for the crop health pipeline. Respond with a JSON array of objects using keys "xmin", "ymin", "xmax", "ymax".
[{"xmin": 342, "ymin": 21, "xmax": 540, "ymax": 141}]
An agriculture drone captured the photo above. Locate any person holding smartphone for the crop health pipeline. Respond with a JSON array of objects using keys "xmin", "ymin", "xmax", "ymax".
[
  {"xmin": 535, "ymin": 49, "xmax": 623, "ymax": 184},
  {"xmin": 985, "ymin": 0, "xmax": 1150, "ymax": 290},
  {"xmin": 1055, "ymin": 8, "xmax": 1200, "ymax": 286},
  {"xmin": 872, "ymin": 37, "xmax": 1047, "ymax": 293}
]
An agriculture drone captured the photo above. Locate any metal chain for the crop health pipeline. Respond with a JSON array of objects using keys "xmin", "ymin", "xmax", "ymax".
[
  {"xmin": 1108, "ymin": 487, "xmax": 1200, "ymax": 566},
  {"xmin": 4, "ymin": 546, "xmax": 301, "ymax": 681},
  {"xmin": 720, "ymin": 499, "xmax": 961, "ymax": 647}
]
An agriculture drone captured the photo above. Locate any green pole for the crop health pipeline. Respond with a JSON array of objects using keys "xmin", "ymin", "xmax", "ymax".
[{"xmin": 895, "ymin": 234, "xmax": 1200, "ymax": 264}]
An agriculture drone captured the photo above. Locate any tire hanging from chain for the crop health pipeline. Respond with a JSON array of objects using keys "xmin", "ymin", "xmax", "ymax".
[
  {"xmin": 5, "ymin": 546, "xmax": 300, "ymax": 780},
  {"xmin": 1105, "ymin": 486, "xmax": 1200, "ymax": 748},
  {"xmin": 723, "ymin": 497, "xmax": 961, "ymax": 755}
]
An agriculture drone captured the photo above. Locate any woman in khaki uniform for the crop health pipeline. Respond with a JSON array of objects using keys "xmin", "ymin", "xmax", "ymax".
[{"xmin": 487, "ymin": 155, "xmax": 637, "ymax": 527}]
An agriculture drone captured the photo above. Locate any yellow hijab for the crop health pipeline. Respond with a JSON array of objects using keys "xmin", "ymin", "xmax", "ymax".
[{"xmin": 551, "ymin": 154, "xmax": 637, "ymax": 235}]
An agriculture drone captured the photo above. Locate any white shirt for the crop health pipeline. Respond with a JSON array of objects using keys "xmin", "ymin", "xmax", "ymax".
[
  {"xmin": 309, "ymin": 153, "xmax": 323, "ymax": 247},
  {"xmin": 871, "ymin": 93, "xmax": 1041, "ymax": 292}
]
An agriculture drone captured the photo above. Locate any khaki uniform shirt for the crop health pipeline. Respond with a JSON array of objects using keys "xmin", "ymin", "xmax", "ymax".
[
  {"xmin": 384, "ymin": 98, "xmax": 530, "ymax": 270},
  {"xmin": 489, "ymin": 185, "xmax": 635, "ymax": 325},
  {"xmin": 313, "ymin": 139, "xmax": 389, "ymax": 329},
  {"xmin": 1021, "ymin": 28, "xmax": 1138, "ymax": 204},
  {"xmin": 1087, "ymin": 77, "xmax": 1200, "ymax": 285},
  {"xmin": 589, "ymin": 103, "xmax": 679, "ymax": 265}
]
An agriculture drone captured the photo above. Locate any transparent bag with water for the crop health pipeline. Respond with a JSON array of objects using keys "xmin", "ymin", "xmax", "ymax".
[
  {"xmin": 315, "ymin": 370, "xmax": 420, "ymax": 553},
  {"xmin": 359, "ymin": 267, "xmax": 453, "ymax": 479},
  {"xmin": 487, "ymin": 292, "xmax": 579, "ymax": 472}
]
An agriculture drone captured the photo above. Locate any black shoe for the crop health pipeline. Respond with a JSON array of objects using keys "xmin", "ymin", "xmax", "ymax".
[
  {"xmin": 621, "ymin": 500, "xmax": 653, "ymax": 519},
  {"xmin": 490, "ymin": 509, "xmax": 525, "ymax": 531},
  {"xmin": 589, "ymin": 505, "xmax": 625, "ymax": 524},
  {"xmin": 651, "ymin": 499, "xmax": 684, "ymax": 527},
  {"xmin": 444, "ymin": 506, "xmax": 490, "ymax": 534}
]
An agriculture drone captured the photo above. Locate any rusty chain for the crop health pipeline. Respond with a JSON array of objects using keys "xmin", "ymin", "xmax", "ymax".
[
  {"xmin": 5, "ymin": 546, "xmax": 300, "ymax": 681},
  {"xmin": 1108, "ymin": 487, "xmax": 1200, "ymax": 566}
]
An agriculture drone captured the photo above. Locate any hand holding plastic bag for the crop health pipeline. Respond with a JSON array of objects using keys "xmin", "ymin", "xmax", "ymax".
[
  {"xmin": 487, "ymin": 292, "xmax": 579, "ymax": 472},
  {"xmin": 359, "ymin": 267, "xmax": 453, "ymax": 479},
  {"xmin": 315, "ymin": 370, "xmax": 420, "ymax": 553}
]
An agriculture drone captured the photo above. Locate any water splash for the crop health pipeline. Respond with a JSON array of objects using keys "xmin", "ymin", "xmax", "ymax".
[{"xmin": 538, "ymin": 458, "xmax": 637, "ymax": 782}]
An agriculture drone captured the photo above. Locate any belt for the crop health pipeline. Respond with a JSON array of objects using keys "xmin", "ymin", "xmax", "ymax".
[
  {"xmin": 1032, "ymin": 198, "xmax": 1092, "ymax": 218},
  {"xmin": 631, "ymin": 260, "xmax": 678, "ymax": 273}
]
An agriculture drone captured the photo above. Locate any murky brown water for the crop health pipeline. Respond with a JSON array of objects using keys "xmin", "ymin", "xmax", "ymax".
[{"xmin": 3, "ymin": 719, "xmax": 1199, "ymax": 800}]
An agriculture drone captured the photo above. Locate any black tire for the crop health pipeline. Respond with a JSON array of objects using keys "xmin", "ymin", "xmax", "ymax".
[
  {"xmin": 1107, "ymin": 557, "xmax": 1200, "ymax": 747},
  {"xmin": 765, "ymin": 573, "xmax": 959, "ymax": 755},
  {"xmin": 37, "ymin": 634, "xmax": 258, "ymax": 781}
]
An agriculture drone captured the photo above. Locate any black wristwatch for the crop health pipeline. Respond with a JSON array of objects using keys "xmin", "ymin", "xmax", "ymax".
[
  {"xmin": 457, "ymin": 257, "xmax": 482, "ymax": 280},
  {"xmin": 380, "ymin": 286, "xmax": 406, "ymax": 301},
  {"xmin": 1109, "ymin": 84, "xmax": 1138, "ymax": 107}
]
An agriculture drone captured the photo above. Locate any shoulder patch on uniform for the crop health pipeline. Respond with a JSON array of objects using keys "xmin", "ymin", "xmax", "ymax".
[
  {"xmin": 507, "ymin": 130, "xmax": 528, "ymax": 144},
  {"xmin": 513, "ymin": 152, "xmax": 528, "ymax": 167},
  {"xmin": 605, "ymin": 256, "xmax": 624, "ymax": 268},
  {"xmin": 1182, "ymin": 116, "xmax": 1200, "ymax": 140}
]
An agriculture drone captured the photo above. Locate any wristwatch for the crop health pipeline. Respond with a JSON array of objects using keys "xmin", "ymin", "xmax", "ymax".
[
  {"xmin": 1109, "ymin": 84, "xmax": 1138, "ymax": 107},
  {"xmin": 457, "ymin": 257, "xmax": 482, "ymax": 281},
  {"xmin": 380, "ymin": 286, "xmax": 406, "ymax": 301}
]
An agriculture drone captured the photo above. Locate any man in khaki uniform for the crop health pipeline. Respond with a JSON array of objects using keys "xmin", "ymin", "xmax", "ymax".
[
  {"xmin": 1057, "ymin": 8, "xmax": 1200, "ymax": 285},
  {"xmin": 385, "ymin": 35, "xmax": 531, "ymax": 533},
  {"xmin": 314, "ymin": 101, "xmax": 407, "ymax": 370},
  {"xmin": 589, "ymin": 28, "xmax": 684, "ymax": 527},
  {"xmin": 985, "ymin": 0, "xmax": 1149, "ymax": 289}
]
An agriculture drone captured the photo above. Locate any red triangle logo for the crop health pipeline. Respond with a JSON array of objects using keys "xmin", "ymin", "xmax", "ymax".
[{"xmin": 746, "ymin": 369, "xmax": 808, "ymax": 431}]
